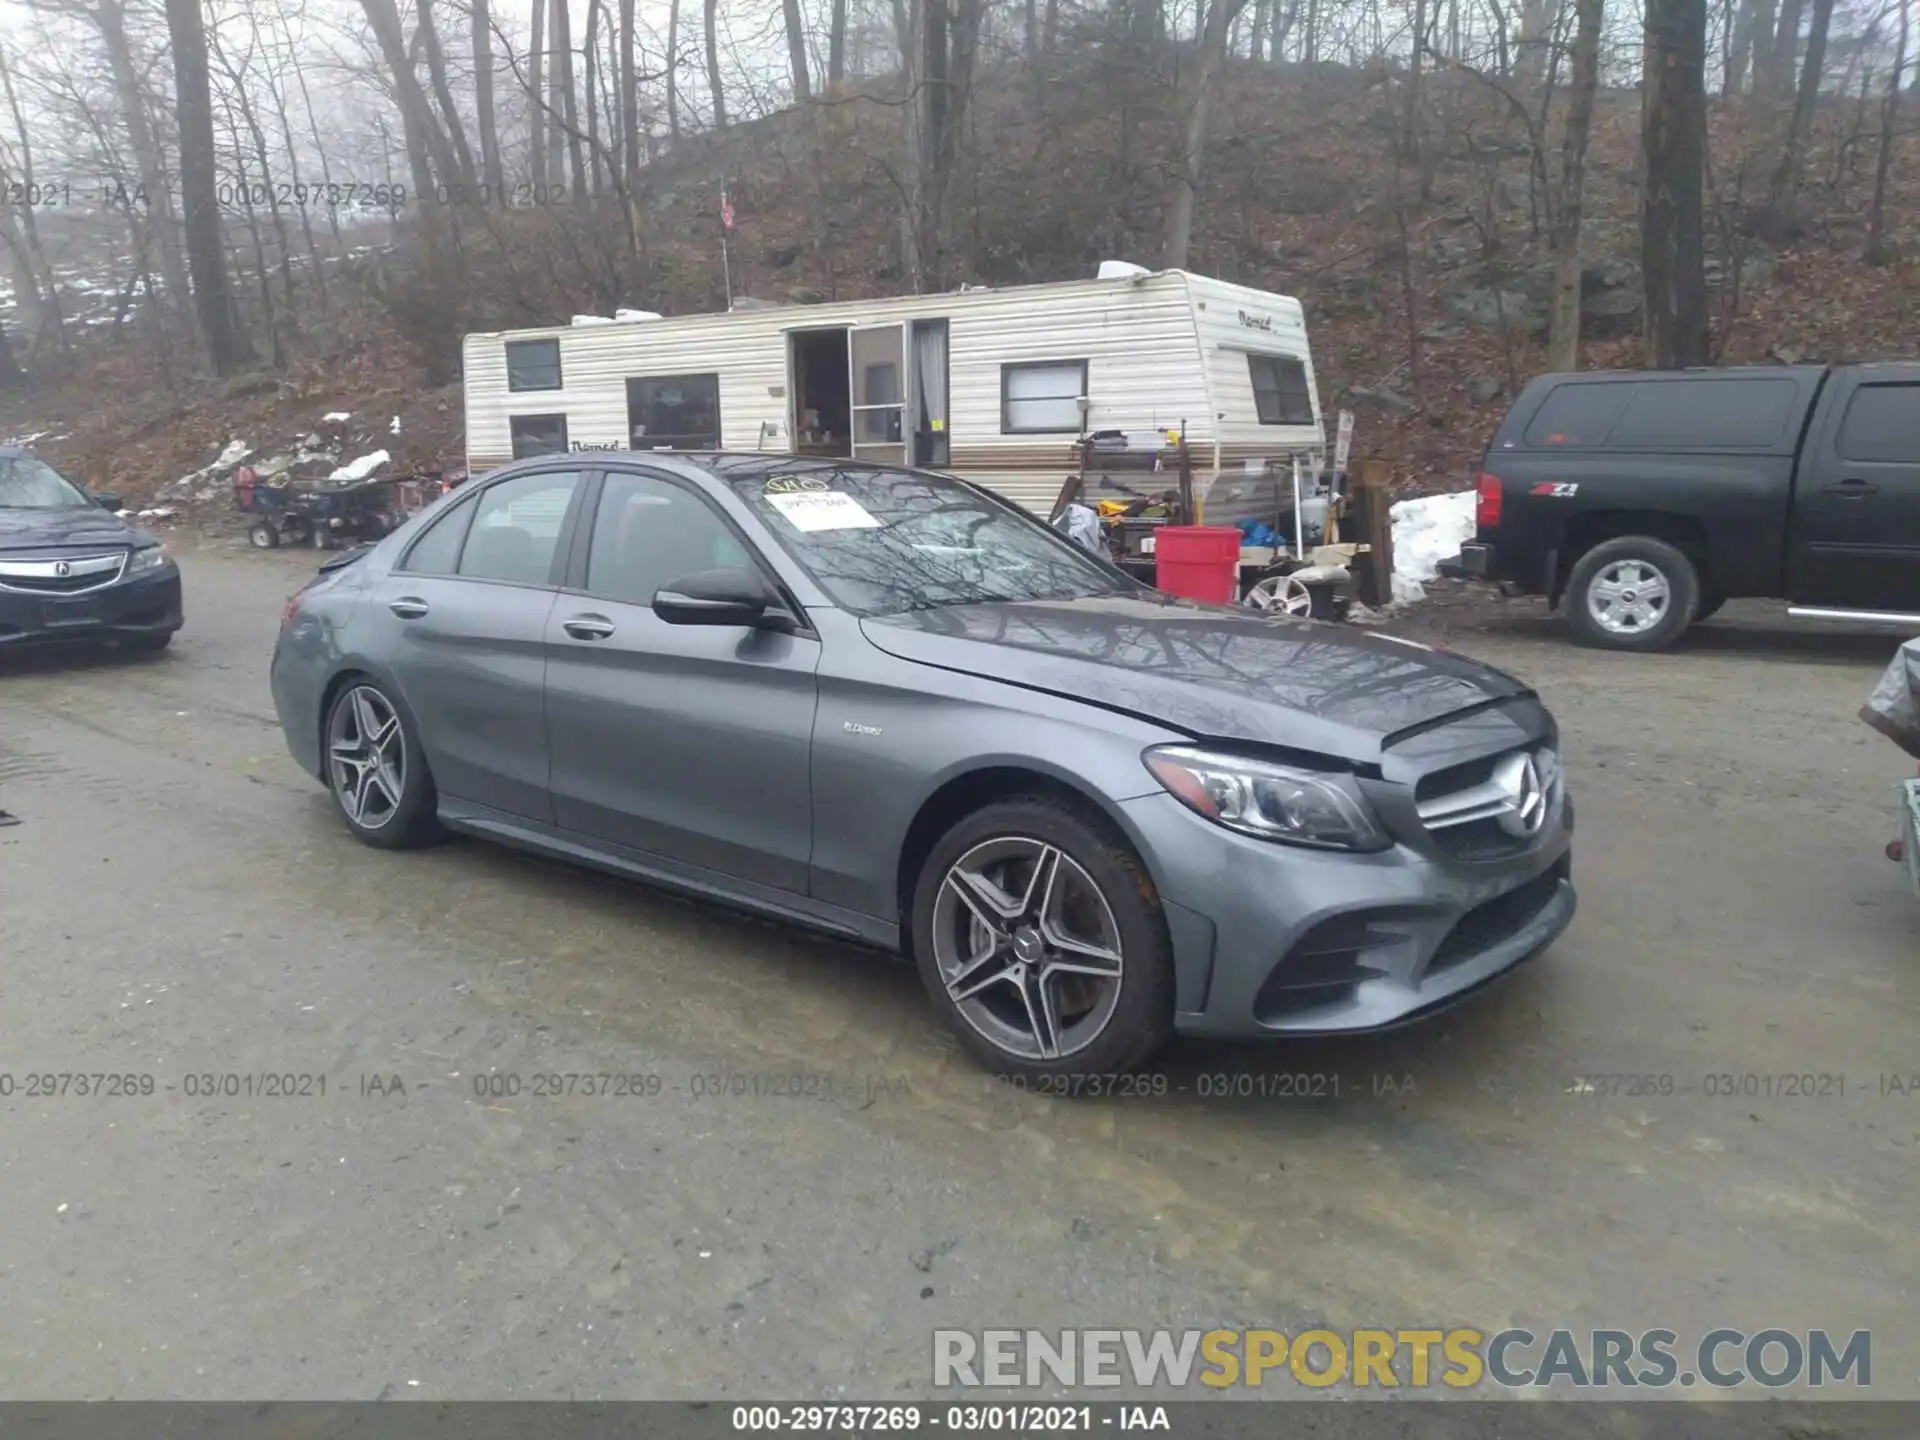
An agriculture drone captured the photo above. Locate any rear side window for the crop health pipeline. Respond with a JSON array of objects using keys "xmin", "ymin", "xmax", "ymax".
[
  {"xmin": 1836, "ymin": 383, "xmax": 1920, "ymax": 464},
  {"xmin": 457, "ymin": 471, "xmax": 582, "ymax": 584},
  {"xmin": 397, "ymin": 499, "xmax": 473, "ymax": 574},
  {"xmin": 1522, "ymin": 384, "xmax": 1631, "ymax": 447},
  {"xmin": 1524, "ymin": 378, "xmax": 1797, "ymax": 449}
]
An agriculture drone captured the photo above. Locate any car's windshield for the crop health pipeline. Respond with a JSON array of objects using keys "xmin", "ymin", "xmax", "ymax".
[
  {"xmin": 729, "ymin": 463, "xmax": 1134, "ymax": 617},
  {"xmin": 0, "ymin": 455, "xmax": 92, "ymax": 510}
]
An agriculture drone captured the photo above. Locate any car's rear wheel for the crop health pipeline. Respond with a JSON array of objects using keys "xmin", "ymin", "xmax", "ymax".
[
  {"xmin": 323, "ymin": 680, "xmax": 443, "ymax": 849},
  {"xmin": 1565, "ymin": 536, "xmax": 1700, "ymax": 652},
  {"xmin": 910, "ymin": 798, "xmax": 1175, "ymax": 1083}
]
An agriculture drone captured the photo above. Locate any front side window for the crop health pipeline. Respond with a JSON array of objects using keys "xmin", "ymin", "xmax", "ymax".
[
  {"xmin": 0, "ymin": 455, "xmax": 92, "ymax": 509},
  {"xmin": 729, "ymin": 463, "xmax": 1131, "ymax": 616},
  {"xmin": 457, "ymin": 471, "xmax": 582, "ymax": 584},
  {"xmin": 1001, "ymin": 360, "xmax": 1087, "ymax": 434},
  {"xmin": 1247, "ymin": 354, "xmax": 1316, "ymax": 425},
  {"xmin": 585, "ymin": 472, "xmax": 756, "ymax": 605},
  {"xmin": 628, "ymin": 373, "xmax": 722, "ymax": 449},
  {"xmin": 510, "ymin": 414, "xmax": 569, "ymax": 458},
  {"xmin": 506, "ymin": 338, "xmax": 563, "ymax": 392}
]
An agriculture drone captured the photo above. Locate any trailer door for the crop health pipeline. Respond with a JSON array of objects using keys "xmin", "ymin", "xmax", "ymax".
[{"xmin": 849, "ymin": 325, "xmax": 907, "ymax": 467}]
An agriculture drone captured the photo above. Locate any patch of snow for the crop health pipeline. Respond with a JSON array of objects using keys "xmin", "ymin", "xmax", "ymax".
[
  {"xmin": 136, "ymin": 507, "xmax": 178, "ymax": 519},
  {"xmin": 322, "ymin": 411, "xmax": 352, "ymax": 422},
  {"xmin": 329, "ymin": 449, "xmax": 390, "ymax": 482},
  {"xmin": 571, "ymin": 314, "xmax": 616, "ymax": 326},
  {"xmin": 1389, "ymin": 490, "xmax": 1477, "ymax": 605},
  {"xmin": 614, "ymin": 309, "xmax": 663, "ymax": 322},
  {"xmin": 388, "ymin": 416, "xmax": 401, "ymax": 435},
  {"xmin": 168, "ymin": 438, "xmax": 253, "ymax": 495},
  {"xmin": 4, "ymin": 430, "xmax": 48, "ymax": 445}
]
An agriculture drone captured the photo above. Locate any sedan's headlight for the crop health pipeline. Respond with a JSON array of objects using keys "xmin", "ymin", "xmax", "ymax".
[
  {"xmin": 1143, "ymin": 744, "xmax": 1388, "ymax": 851},
  {"xmin": 126, "ymin": 543, "xmax": 169, "ymax": 574}
]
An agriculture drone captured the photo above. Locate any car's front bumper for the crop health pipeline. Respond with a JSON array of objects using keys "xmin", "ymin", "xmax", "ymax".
[
  {"xmin": 1123, "ymin": 787, "xmax": 1575, "ymax": 1040},
  {"xmin": 0, "ymin": 565, "xmax": 183, "ymax": 646}
]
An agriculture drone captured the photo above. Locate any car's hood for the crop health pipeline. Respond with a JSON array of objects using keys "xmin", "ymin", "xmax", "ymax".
[
  {"xmin": 860, "ymin": 593, "xmax": 1533, "ymax": 762},
  {"xmin": 0, "ymin": 507, "xmax": 142, "ymax": 551}
]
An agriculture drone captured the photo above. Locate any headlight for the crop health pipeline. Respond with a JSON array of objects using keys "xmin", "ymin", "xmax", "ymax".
[
  {"xmin": 126, "ymin": 543, "xmax": 169, "ymax": 574},
  {"xmin": 1143, "ymin": 744, "xmax": 1388, "ymax": 851}
]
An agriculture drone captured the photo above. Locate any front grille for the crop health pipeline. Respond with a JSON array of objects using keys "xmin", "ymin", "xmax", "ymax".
[
  {"xmin": 1415, "ymin": 743, "xmax": 1559, "ymax": 861},
  {"xmin": 0, "ymin": 552, "xmax": 128, "ymax": 595},
  {"xmin": 1427, "ymin": 862, "xmax": 1567, "ymax": 975}
]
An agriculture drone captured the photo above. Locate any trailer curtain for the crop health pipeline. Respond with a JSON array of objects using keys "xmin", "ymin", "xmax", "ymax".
[{"xmin": 914, "ymin": 322, "xmax": 949, "ymax": 466}]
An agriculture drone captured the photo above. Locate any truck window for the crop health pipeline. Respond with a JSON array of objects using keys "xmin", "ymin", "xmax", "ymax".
[
  {"xmin": 1607, "ymin": 378, "xmax": 1795, "ymax": 448},
  {"xmin": 1522, "ymin": 384, "xmax": 1631, "ymax": 447},
  {"xmin": 1836, "ymin": 383, "xmax": 1920, "ymax": 464}
]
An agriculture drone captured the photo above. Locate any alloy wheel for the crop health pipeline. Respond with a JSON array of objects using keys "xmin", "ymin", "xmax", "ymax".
[
  {"xmin": 1243, "ymin": 573, "xmax": 1315, "ymax": 616},
  {"xmin": 929, "ymin": 836, "xmax": 1125, "ymax": 1061},
  {"xmin": 1587, "ymin": 559, "xmax": 1672, "ymax": 635},
  {"xmin": 328, "ymin": 686, "xmax": 407, "ymax": 830}
]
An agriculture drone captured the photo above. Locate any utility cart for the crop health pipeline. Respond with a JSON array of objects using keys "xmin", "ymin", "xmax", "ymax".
[
  {"xmin": 1049, "ymin": 431, "xmax": 1354, "ymax": 618},
  {"xmin": 234, "ymin": 468, "xmax": 448, "ymax": 550}
]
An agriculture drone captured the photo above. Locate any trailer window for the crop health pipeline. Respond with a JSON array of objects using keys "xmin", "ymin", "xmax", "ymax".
[
  {"xmin": 1836, "ymin": 383, "xmax": 1920, "ymax": 464},
  {"xmin": 628, "ymin": 373, "xmax": 722, "ymax": 449},
  {"xmin": 1248, "ymin": 354, "xmax": 1315, "ymax": 425},
  {"xmin": 1001, "ymin": 361, "xmax": 1087, "ymax": 434},
  {"xmin": 510, "ymin": 414, "xmax": 569, "ymax": 458},
  {"xmin": 505, "ymin": 338, "xmax": 563, "ymax": 392}
]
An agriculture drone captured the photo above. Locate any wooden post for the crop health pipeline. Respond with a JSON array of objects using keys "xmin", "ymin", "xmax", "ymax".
[{"xmin": 1351, "ymin": 458, "xmax": 1395, "ymax": 607}]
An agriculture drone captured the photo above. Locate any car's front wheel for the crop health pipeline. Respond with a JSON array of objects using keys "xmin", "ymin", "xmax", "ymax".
[
  {"xmin": 910, "ymin": 798, "xmax": 1175, "ymax": 1082},
  {"xmin": 323, "ymin": 680, "xmax": 444, "ymax": 849}
]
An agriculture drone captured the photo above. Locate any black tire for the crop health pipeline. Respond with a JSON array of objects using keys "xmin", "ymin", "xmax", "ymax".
[
  {"xmin": 119, "ymin": 631, "xmax": 173, "ymax": 654},
  {"xmin": 321, "ymin": 679, "xmax": 444, "ymax": 849},
  {"xmin": 248, "ymin": 520, "xmax": 280, "ymax": 549},
  {"xmin": 909, "ymin": 796, "xmax": 1176, "ymax": 1083},
  {"xmin": 1564, "ymin": 535, "xmax": 1700, "ymax": 652}
]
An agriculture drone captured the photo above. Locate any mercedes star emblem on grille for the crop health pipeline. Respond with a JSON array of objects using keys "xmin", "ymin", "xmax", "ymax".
[{"xmin": 1492, "ymin": 751, "xmax": 1549, "ymax": 837}]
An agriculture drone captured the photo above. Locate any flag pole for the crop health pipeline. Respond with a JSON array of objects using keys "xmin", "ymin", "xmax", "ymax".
[{"xmin": 720, "ymin": 183, "xmax": 734, "ymax": 308}]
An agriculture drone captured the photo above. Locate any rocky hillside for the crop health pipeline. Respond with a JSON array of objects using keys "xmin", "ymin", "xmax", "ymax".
[{"xmin": 2, "ymin": 54, "xmax": 1914, "ymax": 521}]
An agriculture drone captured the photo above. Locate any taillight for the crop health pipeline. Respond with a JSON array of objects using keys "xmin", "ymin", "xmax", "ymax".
[{"xmin": 1476, "ymin": 472, "xmax": 1503, "ymax": 529}]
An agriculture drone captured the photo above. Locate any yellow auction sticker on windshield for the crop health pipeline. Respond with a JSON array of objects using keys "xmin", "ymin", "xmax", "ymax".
[{"xmin": 766, "ymin": 490, "xmax": 882, "ymax": 533}]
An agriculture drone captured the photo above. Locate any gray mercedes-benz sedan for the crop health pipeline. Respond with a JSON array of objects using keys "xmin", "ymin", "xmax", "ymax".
[{"xmin": 270, "ymin": 454, "xmax": 1574, "ymax": 1079}]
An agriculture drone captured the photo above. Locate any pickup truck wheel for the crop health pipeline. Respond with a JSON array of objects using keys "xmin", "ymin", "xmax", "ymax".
[{"xmin": 1566, "ymin": 536, "xmax": 1699, "ymax": 652}]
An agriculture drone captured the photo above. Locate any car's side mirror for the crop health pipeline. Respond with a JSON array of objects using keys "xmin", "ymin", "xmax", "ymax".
[
  {"xmin": 653, "ymin": 567, "xmax": 795, "ymax": 632},
  {"xmin": 93, "ymin": 493, "xmax": 123, "ymax": 511}
]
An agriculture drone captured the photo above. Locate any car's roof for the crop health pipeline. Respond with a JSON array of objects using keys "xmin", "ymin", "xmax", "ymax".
[{"xmin": 589, "ymin": 451, "xmax": 937, "ymax": 486}]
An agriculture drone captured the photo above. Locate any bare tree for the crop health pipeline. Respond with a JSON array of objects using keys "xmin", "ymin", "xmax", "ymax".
[
  {"xmin": 1727, "ymin": 0, "xmax": 1758, "ymax": 92},
  {"xmin": 1163, "ymin": 0, "xmax": 1252, "ymax": 268},
  {"xmin": 547, "ymin": 0, "xmax": 587, "ymax": 196},
  {"xmin": 416, "ymin": 0, "xmax": 479, "ymax": 185},
  {"xmin": 1864, "ymin": 0, "xmax": 1907, "ymax": 261},
  {"xmin": 1547, "ymin": 0, "xmax": 1603, "ymax": 371},
  {"xmin": 704, "ymin": 0, "xmax": 727, "ymax": 128},
  {"xmin": 359, "ymin": 0, "xmax": 463, "ymax": 196},
  {"xmin": 164, "ymin": 0, "xmax": 250, "ymax": 371},
  {"xmin": 1764, "ymin": 0, "xmax": 1834, "ymax": 225},
  {"xmin": 0, "ymin": 49, "xmax": 62, "ymax": 349},
  {"xmin": 1642, "ymin": 0, "xmax": 1710, "ymax": 367},
  {"xmin": 662, "ymin": 0, "xmax": 680, "ymax": 137},
  {"xmin": 529, "ymin": 0, "xmax": 547, "ymax": 184},
  {"xmin": 472, "ymin": 0, "xmax": 505, "ymax": 197},
  {"xmin": 782, "ymin": 0, "xmax": 813, "ymax": 100},
  {"xmin": 0, "ymin": 315, "xmax": 24, "ymax": 387},
  {"xmin": 904, "ymin": 0, "xmax": 984, "ymax": 287}
]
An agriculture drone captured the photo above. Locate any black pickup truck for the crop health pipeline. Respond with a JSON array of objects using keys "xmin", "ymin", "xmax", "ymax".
[{"xmin": 1455, "ymin": 363, "xmax": 1920, "ymax": 650}]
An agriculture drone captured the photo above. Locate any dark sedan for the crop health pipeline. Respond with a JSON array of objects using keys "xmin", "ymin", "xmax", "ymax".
[
  {"xmin": 0, "ymin": 447, "xmax": 182, "ymax": 651},
  {"xmin": 271, "ymin": 454, "xmax": 1574, "ymax": 1079}
]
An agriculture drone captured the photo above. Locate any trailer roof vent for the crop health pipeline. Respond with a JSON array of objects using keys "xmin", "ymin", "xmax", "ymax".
[
  {"xmin": 1097, "ymin": 260, "xmax": 1153, "ymax": 281},
  {"xmin": 614, "ymin": 308, "xmax": 663, "ymax": 322}
]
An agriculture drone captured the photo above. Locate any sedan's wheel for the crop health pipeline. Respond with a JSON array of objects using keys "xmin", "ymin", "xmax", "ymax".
[
  {"xmin": 912, "ymin": 799, "xmax": 1174, "ymax": 1081},
  {"xmin": 1242, "ymin": 573, "xmax": 1317, "ymax": 617},
  {"xmin": 1565, "ymin": 536, "xmax": 1700, "ymax": 652},
  {"xmin": 323, "ymin": 681, "xmax": 443, "ymax": 849}
]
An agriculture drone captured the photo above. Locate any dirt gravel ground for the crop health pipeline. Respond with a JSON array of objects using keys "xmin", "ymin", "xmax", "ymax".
[{"xmin": 0, "ymin": 547, "xmax": 1916, "ymax": 1413}]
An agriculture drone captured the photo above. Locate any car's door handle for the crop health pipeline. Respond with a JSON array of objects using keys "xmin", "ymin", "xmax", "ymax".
[
  {"xmin": 388, "ymin": 597, "xmax": 430, "ymax": 619},
  {"xmin": 562, "ymin": 614, "xmax": 616, "ymax": 640},
  {"xmin": 1823, "ymin": 479, "xmax": 1878, "ymax": 496}
]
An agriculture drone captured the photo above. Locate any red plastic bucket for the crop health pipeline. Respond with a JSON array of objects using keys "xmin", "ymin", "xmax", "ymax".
[{"xmin": 1154, "ymin": 526, "xmax": 1242, "ymax": 605}]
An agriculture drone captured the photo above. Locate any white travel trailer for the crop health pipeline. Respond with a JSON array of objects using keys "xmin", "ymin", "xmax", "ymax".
[{"xmin": 460, "ymin": 265, "xmax": 1324, "ymax": 517}]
